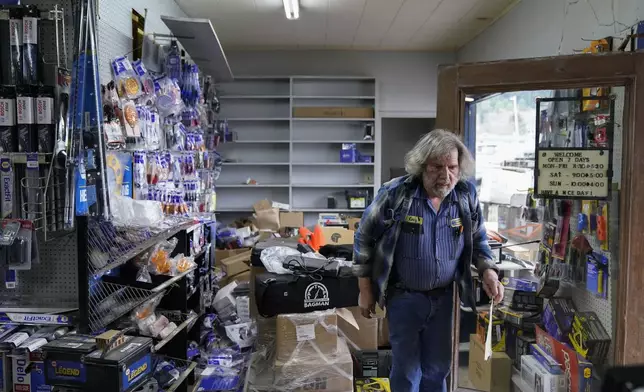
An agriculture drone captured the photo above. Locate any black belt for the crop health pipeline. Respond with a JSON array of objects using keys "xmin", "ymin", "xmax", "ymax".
[{"xmin": 392, "ymin": 282, "xmax": 450, "ymax": 296}]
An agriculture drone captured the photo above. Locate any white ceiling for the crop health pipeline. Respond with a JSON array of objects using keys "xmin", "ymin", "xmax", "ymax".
[{"xmin": 174, "ymin": 0, "xmax": 519, "ymax": 51}]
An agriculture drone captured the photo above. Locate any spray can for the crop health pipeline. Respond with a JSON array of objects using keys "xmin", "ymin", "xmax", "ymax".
[{"xmin": 0, "ymin": 86, "xmax": 17, "ymax": 153}]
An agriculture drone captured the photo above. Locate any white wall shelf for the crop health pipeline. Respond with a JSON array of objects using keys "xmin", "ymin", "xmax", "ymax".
[
  {"xmin": 215, "ymin": 76, "xmax": 379, "ymax": 225},
  {"xmin": 292, "ymin": 140, "xmax": 374, "ymax": 144}
]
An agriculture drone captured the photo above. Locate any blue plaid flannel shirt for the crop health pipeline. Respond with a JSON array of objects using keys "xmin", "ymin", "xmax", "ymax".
[{"xmin": 352, "ymin": 175, "xmax": 496, "ymax": 307}]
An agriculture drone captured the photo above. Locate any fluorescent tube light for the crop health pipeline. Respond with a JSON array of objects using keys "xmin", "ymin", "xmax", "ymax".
[{"xmin": 283, "ymin": 0, "xmax": 299, "ymax": 20}]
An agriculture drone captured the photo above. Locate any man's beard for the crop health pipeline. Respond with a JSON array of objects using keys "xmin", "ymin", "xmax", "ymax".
[{"xmin": 431, "ymin": 183, "xmax": 454, "ymax": 199}]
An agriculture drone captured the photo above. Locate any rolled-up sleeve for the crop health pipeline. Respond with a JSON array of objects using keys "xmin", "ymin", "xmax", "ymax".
[{"xmin": 352, "ymin": 186, "xmax": 389, "ymax": 278}]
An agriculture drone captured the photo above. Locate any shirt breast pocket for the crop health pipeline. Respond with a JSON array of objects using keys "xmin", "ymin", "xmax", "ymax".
[
  {"xmin": 437, "ymin": 230, "xmax": 464, "ymax": 261},
  {"xmin": 398, "ymin": 221, "xmax": 424, "ymax": 259}
]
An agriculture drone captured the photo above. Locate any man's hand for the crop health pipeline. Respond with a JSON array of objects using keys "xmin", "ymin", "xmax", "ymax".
[
  {"xmin": 482, "ymin": 269, "xmax": 504, "ymax": 304},
  {"xmin": 358, "ymin": 290, "xmax": 376, "ymax": 319}
]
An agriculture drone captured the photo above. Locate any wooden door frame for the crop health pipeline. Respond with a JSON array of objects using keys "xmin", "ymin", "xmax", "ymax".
[{"xmin": 436, "ymin": 52, "xmax": 644, "ymax": 391}]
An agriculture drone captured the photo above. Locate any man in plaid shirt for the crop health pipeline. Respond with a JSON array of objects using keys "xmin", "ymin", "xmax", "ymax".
[{"xmin": 353, "ymin": 129, "xmax": 504, "ymax": 392}]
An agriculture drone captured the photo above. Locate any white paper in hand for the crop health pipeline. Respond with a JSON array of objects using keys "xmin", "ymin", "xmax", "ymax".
[{"xmin": 484, "ymin": 300, "xmax": 494, "ymax": 361}]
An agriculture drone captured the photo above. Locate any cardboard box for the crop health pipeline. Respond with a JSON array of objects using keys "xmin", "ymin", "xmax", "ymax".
[
  {"xmin": 215, "ymin": 248, "xmax": 251, "ymax": 266},
  {"xmin": 280, "ymin": 212, "xmax": 304, "ymax": 228},
  {"xmin": 321, "ymin": 227, "xmax": 354, "ymax": 245},
  {"xmin": 535, "ymin": 326, "xmax": 593, "ymax": 392},
  {"xmin": 468, "ymin": 334, "xmax": 512, "ymax": 392},
  {"xmin": 221, "ymin": 251, "xmax": 251, "ymax": 278},
  {"xmin": 293, "ymin": 107, "xmax": 374, "ymax": 119},
  {"xmin": 337, "ymin": 307, "xmax": 378, "ymax": 350},
  {"xmin": 267, "ymin": 339, "xmax": 353, "ymax": 392},
  {"xmin": 346, "ymin": 217, "xmax": 361, "ymax": 231},
  {"xmin": 276, "ymin": 310, "xmax": 338, "ymax": 363}
]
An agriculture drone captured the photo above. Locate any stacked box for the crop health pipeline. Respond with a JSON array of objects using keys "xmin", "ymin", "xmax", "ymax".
[
  {"xmin": 476, "ymin": 311, "xmax": 505, "ymax": 352},
  {"xmin": 502, "ymin": 288, "xmax": 543, "ymax": 311},
  {"xmin": 530, "ymin": 344, "xmax": 563, "ymax": 374},
  {"xmin": 497, "ymin": 306, "xmax": 540, "ymax": 330},
  {"xmin": 514, "ymin": 335, "xmax": 536, "ymax": 370},
  {"xmin": 520, "ymin": 355, "xmax": 567, "ymax": 392},
  {"xmin": 276, "ymin": 310, "xmax": 338, "ymax": 363},
  {"xmin": 542, "ymin": 298, "xmax": 576, "ymax": 345},
  {"xmin": 568, "ymin": 312, "xmax": 611, "ymax": 365}
]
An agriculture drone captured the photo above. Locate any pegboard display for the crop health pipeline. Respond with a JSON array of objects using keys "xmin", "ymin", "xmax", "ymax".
[
  {"xmin": 96, "ymin": 0, "xmax": 188, "ymax": 83},
  {"xmin": 0, "ymin": 233, "xmax": 78, "ymax": 309},
  {"xmin": 0, "ymin": 0, "xmax": 77, "ymax": 311},
  {"xmin": 560, "ymin": 87, "xmax": 624, "ymax": 364}
]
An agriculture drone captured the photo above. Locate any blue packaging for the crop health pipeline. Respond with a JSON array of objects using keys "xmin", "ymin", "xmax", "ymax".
[
  {"xmin": 530, "ymin": 343, "xmax": 562, "ymax": 374},
  {"xmin": 340, "ymin": 143, "xmax": 357, "ymax": 163},
  {"xmin": 501, "ymin": 276, "xmax": 538, "ymax": 292}
]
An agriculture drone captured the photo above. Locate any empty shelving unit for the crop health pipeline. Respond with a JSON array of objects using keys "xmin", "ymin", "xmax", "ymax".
[{"xmin": 216, "ymin": 76, "xmax": 379, "ymax": 225}]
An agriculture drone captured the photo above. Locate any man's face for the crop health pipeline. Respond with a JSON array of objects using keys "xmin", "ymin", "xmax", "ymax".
[{"xmin": 423, "ymin": 149, "xmax": 460, "ymax": 198}]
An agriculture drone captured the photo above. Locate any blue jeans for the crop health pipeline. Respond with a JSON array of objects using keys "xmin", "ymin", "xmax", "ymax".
[{"xmin": 387, "ymin": 289, "xmax": 453, "ymax": 392}]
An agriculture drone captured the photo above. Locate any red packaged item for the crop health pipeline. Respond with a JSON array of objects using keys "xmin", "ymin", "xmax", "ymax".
[{"xmin": 535, "ymin": 325, "xmax": 593, "ymax": 392}]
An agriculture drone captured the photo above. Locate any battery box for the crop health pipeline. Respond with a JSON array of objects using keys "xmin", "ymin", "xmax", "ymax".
[
  {"xmin": 355, "ymin": 377, "xmax": 391, "ymax": 392},
  {"xmin": 42, "ymin": 334, "xmax": 97, "ymax": 389},
  {"xmin": 84, "ymin": 336, "xmax": 153, "ymax": 392},
  {"xmin": 12, "ymin": 350, "xmax": 50, "ymax": 392},
  {"xmin": 497, "ymin": 306, "xmax": 540, "ymax": 330},
  {"xmin": 542, "ymin": 298, "xmax": 576, "ymax": 345},
  {"xmin": 501, "ymin": 288, "xmax": 543, "ymax": 311},
  {"xmin": 353, "ymin": 350, "xmax": 392, "ymax": 378},
  {"xmin": 569, "ymin": 311, "xmax": 610, "ymax": 365},
  {"xmin": 476, "ymin": 311, "xmax": 505, "ymax": 352},
  {"xmin": 514, "ymin": 334, "xmax": 536, "ymax": 370}
]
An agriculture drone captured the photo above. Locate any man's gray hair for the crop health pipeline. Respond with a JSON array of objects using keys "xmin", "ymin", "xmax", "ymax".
[{"xmin": 404, "ymin": 129, "xmax": 475, "ymax": 180}]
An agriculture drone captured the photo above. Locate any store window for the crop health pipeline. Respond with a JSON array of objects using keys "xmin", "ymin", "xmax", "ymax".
[{"xmin": 458, "ymin": 87, "xmax": 622, "ymax": 391}]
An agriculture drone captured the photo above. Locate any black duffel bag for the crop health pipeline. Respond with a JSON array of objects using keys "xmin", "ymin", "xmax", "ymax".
[{"xmin": 255, "ymin": 272, "xmax": 359, "ymax": 318}]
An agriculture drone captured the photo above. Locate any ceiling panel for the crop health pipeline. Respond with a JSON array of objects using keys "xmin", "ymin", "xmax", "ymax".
[
  {"xmin": 379, "ymin": 0, "xmax": 442, "ymax": 48},
  {"xmin": 174, "ymin": 0, "xmax": 519, "ymax": 50},
  {"xmin": 325, "ymin": 0, "xmax": 366, "ymax": 46},
  {"xmin": 352, "ymin": 0, "xmax": 405, "ymax": 46}
]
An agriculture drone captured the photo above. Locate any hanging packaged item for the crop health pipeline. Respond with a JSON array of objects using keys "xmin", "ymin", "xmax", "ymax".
[
  {"xmin": 36, "ymin": 85, "xmax": 55, "ymax": 153},
  {"xmin": 132, "ymin": 60, "xmax": 156, "ymax": 105},
  {"xmin": 22, "ymin": 6, "xmax": 40, "ymax": 84},
  {"xmin": 16, "ymin": 85, "xmax": 37, "ymax": 153},
  {"xmin": 0, "ymin": 86, "xmax": 18, "ymax": 153},
  {"xmin": 9, "ymin": 8, "xmax": 23, "ymax": 85},
  {"xmin": 0, "ymin": 156, "xmax": 14, "ymax": 219},
  {"xmin": 1, "ymin": 219, "xmax": 39, "ymax": 271},
  {"xmin": 112, "ymin": 57, "xmax": 143, "ymax": 100}
]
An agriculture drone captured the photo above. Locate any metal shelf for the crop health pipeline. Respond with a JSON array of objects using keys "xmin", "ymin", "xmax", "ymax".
[
  {"xmin": 88, "ymin": 282, "xmax": 162, "ymax": 333},
  {"xmin": 292, "ymin": 117, "xmax": 375, "ymax": 121},
  {"xmin": 222, "ymin": 162, "xmax": 290, "ymax": 166},
  {"xmin": 220, "ymin": 140, "xmax": 290, "ymax": 144},
  {"xmin": 151, "ymin": 266, "xmax": 198, "ymax": 294},
  {"xmin": 291, "ymin": 184, "xmax": 374, "ymax": 188},
  {"xmin": 292, "ymin": 140, "xmax": 375, "ymax": 144},
  {"xmin": 296, "ymin": 208, "xmax": 365, "ymax": 212},
  {"xmin": 153, "ymin": 313, "xmax": 199, "ymax": 352},
  {"xmin": 219, "ymin": 95, "xmax": 290, "ymax": 99},
  {"xmin": 293, "ymin": 96, "xmax": 375, "ymax": 100},
  {"xmin": 291, "ymin": 162, "xmax": 373, "ymax": 166},
  {"xmin": 87, "ymin": 220, "xmax": 193, "ymax": 277},
  {"xmin": 225, "ymin": 117, "xmax": 290, "ymax": 121},
  {"xmin": 216, "ymin": 184, "xmax": 290, "ymax": 188}
]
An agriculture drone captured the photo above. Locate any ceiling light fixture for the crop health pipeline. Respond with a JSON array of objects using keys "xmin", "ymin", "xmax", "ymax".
[{"xmin": 283, "ymin": 0, "xmax": 300, "ymax": 20}]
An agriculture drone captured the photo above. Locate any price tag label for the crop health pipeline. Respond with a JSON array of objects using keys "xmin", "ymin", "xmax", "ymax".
[
  {"xmin": 26, "ymin": 153, "xmax": 39, "ymax": 170},
  {"xmin": 536, "ymin": 149, "xmax": 610, "ymax": 198}
]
